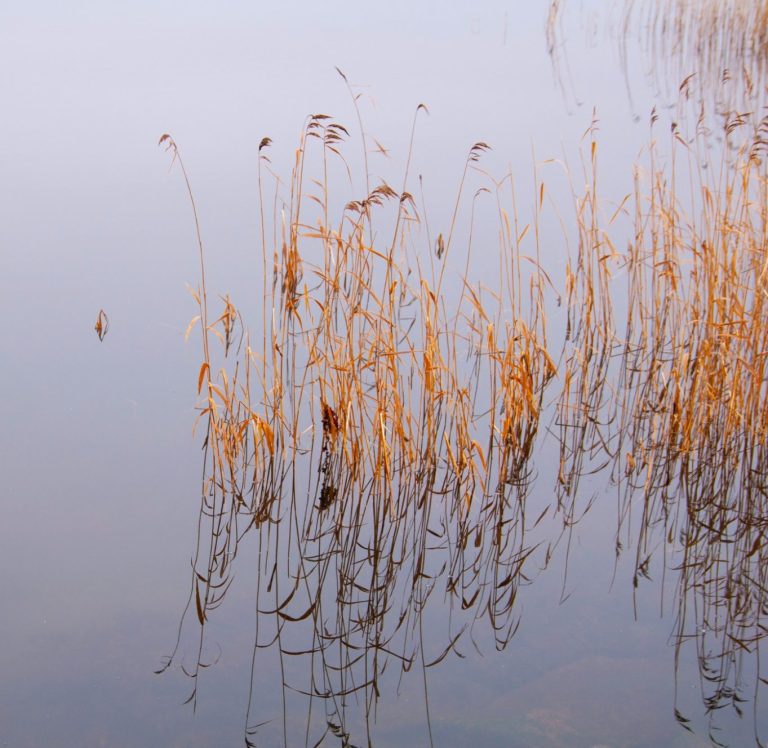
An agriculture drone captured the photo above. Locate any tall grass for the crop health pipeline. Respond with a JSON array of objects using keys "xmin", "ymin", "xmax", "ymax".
[
  {"xmin": 555, "ymin": 92, "xmax": 768, "ymax": 742},
  {"xmin": 614, "ymin": 108, "xmax": 768, "ymax": 740},
  {"xmin": 158, "ymin": 104, "xmax": 557, "ymax": 746},
  {"xmin": 158, "ymin": 77, "xmax": 768, "ymax": 745}
]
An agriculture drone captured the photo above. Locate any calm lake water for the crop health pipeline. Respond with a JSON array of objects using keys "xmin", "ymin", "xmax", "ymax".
[{"xmin": 2, "ymin": 2, "xmax": 766, "ymax": 746}]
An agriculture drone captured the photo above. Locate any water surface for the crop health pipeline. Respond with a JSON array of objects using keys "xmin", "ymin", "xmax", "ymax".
[{"xmin": 1, "ymin": 2, "xmax": 766, "ymax": 746}]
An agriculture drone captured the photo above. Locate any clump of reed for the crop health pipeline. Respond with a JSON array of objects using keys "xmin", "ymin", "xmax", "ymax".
[
  {"xmin": 555, "ymin": 91, "xmax": 768, "ymax": 740},
  {"xmin": 612, "ymin": 108, "xmax": 768, "ymax": 738},
  {"xmin": 158, "ymin": 74, "xmax": 768, "ymax": 746},
  {"xmin": 158, "ymin": 101, "xmax": 558, "ymax": 745}
]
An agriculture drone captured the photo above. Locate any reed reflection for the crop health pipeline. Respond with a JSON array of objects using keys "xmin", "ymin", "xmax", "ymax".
[{"xmin": 548, "ymin": 0, "xmax": 768, "ymax": 113}]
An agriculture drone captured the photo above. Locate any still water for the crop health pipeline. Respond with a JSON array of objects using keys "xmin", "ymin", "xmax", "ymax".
[{"xmin": 1, "ymin": 2, "xmax": 766, "ymax": 746}]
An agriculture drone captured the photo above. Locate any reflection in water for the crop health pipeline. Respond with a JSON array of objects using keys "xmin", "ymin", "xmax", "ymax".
[
  {"xmin": 549, "ymin": 0, "xmax": 768, "ymax": 113},
  {"xmin": 158, "ymin": 62, "xmax": 768, "ymax": 748}
]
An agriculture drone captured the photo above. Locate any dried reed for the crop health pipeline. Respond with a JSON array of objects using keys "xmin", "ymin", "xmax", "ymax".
[{"xmin": 157, "ymin": 75, "xmax": 768, "ymax": 746}]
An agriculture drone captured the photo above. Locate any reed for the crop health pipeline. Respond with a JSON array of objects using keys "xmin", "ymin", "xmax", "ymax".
[
  {"xmin": 613, "ymin": 107, "xmax": 768, "ymax": 738},
  {"xmin": 555, "ymin": 88, "xmax": 768, "ymax": 740},
  {"xmin": 157, "ymin": 77, "xmax": 768, "ymax": 745},
  {"xmin": 158, "ymin": 102, "xmax": 558, "ymax": 745}
]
